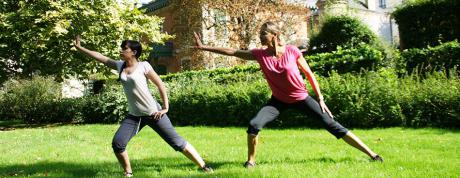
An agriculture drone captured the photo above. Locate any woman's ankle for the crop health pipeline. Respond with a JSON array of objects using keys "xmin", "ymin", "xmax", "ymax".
[{"xmin": 124, "ymin": 171, "xmax": 133, "ymax": 177}]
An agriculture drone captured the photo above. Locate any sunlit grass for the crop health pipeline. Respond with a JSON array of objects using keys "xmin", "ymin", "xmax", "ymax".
[{"xmin": 1, "ymin": 125, "xmax": 459, "ymax": 177}]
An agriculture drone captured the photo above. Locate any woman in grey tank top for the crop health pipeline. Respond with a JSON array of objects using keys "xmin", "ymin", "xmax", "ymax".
[{"xmin": 74, "ymin": 36, "xmax": 212, "ymax": 176}]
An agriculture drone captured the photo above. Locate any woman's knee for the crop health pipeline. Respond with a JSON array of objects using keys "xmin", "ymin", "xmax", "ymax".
[
  {"xmin": 170, "ymin": 140, "xmax": 188, "ymax": 152},
  {"xmin": 322, "ymin": 118, "xmax": 349, "ymax": 139},
  {"xmin": 112, "ymin": 137, "xmax": 127, "ymax": 153},
  {"xmin": 246, "ymin": 124, "xmax": 260, "ymax": 135},
  {"xmin": 247, "ymin": 106, "xmax": 279, "ymax": 135}
]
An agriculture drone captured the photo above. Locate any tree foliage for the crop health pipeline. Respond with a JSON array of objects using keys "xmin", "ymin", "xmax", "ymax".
[
  {"xmin": 203, "ymin": 0, "xmax": 307, "ymax": 49},
  {"xmin": 392, "ymin": 0, "xmax": 460, "ymax": 49},
  {"xmin": 170, "ymin": 0, "xmax": 307, "ymax": 49},
  {"xmin": 308, "ymin": 15, "xmax": 382, "ymax": 54},
  {"xmin": 0, "ymin": 0, "xmax": 172, "ymax": 83},
  {"xmin": 160, "ymin": 0, "xmax": 308, "ymax": 70}
]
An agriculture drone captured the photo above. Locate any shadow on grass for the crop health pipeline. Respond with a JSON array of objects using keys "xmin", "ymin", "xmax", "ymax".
[
  {"xmin": 0, "ymin": 156, "xmax": 245, "ymax": 178},
  {"xmin": 0, "ymin": 161, "xmax": 103, "ymax": 178},
  {"xmin": 0, "ymin": 120, "xmax": 69, "ymax": 131},
  {"xmin": 0, "ymin": 155, "xmax": 360, "ymax": 177}
]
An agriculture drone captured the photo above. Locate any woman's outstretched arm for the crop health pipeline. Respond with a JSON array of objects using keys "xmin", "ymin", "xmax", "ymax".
[
  {"xmin": 74, "ymin": 35, "xmax": 117, "ymax": 69},
  {"xmin": 192, "ymin": 32, "xmax": 256, "ymax": 61}
]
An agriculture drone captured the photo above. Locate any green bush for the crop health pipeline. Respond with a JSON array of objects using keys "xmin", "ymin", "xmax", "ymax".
[
  {"xmin": 161, "ymin": 64, "xmax": 261, "ymax": 83},
  {"xmin": 48, "ymin": 98, "xmax": 86, "ymax": 123},
  {"xmin": 307, "ymin": 44, "xmax": 385, "ymax": 76},
  {"xmin": 397, "ymin": 71, "xmax": 460, "ymax": 127},
  {"xmin": 399, "ymin": 41, "xmax": 460, "ymax": 74},
  {"xmin": 276, "ymin": 69, "xmax": 459, "ymax": 128},
  {"xmin": 2, "ymin": 65, "xmax": 458, "ymax": 128},
  {"xmin": 308, "ymin": 15, "xmax": 383, "ymax": 54},
  {"xmin": 161, "ymin": 66, "xmax": 460, "ymax": 128},
  {"xmin": 166, "ymin": 79, "xmax": 270, "ymax": 126},
  {"xmin": 321, "ymin": 69, "xmax": 404, "ymax": 127},
  {"xmin": 0, "ymin": 76, "xmax": 128, "ymax": 124},
  {"xmin": 80, "ymin": 85, "xmax": 128, "ymax": 123},
  {"xmin": 392, "ymin": 0, "xmax": 460, "ymax": 49},
  {"xmin": 0, "ymin": 76, "xmax": 61, "ymax": 123}
]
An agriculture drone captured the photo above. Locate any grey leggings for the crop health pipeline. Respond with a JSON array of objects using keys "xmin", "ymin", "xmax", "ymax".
[
  {"xmin": 247, "ymin": 96, "xmax": 349, "ymax": 139},
  {"xmin": 112, "ymin": 114, "xmax": 187, "ymax": 153}
]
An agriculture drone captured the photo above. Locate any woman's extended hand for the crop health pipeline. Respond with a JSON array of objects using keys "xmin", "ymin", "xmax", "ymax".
[
  {"xmin": 152, "ymin": 109, "xmax": 168, "ymax": 121},
  {"xmin": 193, "ymin": 31, "xmax": 203, "ymax": 49},
  {"xmin": 74, "ymin": 35, "xmax": 81, "ymax": 47},
  {"xmin": 319, "ymin": 100, "xmax": 334, "ymax": 118}
]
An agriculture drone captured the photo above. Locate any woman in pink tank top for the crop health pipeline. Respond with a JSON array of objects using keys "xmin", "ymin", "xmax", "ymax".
[{"xmin": 193, "ymin": 21, "xmax": 383, "ymax": 167}]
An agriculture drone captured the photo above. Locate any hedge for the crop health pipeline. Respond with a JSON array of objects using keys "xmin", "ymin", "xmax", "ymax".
[
  {"xmin": 398, "ymin": 40, "xmax": 460, "ymax": 74},
  {"xmin": 392, "ymin": 0, "xmax": 460, "ymax": 49},
  {"xmin": 1, "ymin": 67, "xmax": 459, "ymax": 128},
  {"xmin": 307, "ymin": 44, "xmax": 386, "ymax": 76}
]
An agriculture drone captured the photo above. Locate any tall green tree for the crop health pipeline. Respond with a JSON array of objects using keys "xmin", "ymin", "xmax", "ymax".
[
  {"xmin": 0, "ymin": 0, "xmax": 172, "ymax": 83},
  {"xmin": 308, "ymin": 15, "xmax": 382, "ymax": 54}
]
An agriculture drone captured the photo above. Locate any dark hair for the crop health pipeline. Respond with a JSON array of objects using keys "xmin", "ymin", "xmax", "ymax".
[
  {"xmin": 117, "ymin": 62, "xmax": 126, "ymax": 82},
  {"xmin": 120, "ymin": 40, "xmax": 142, "ymax": 59},
  {"xmin": 118, "ymin": 40, "xmax": 142, "ymax": 82}
]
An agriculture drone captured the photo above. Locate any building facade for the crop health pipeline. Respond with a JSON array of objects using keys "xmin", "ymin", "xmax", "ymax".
[{"xmin": 142, "ymin": 0, "xmax": 310, "ymax": 74}]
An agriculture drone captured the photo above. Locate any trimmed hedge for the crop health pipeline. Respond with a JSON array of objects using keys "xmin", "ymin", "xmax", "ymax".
[
  {"xmin": 1, "ymin": 66, "xmax": 459, "ymax": 128},
  {"xmin": 398, "ymin": 41, "xmax": 460, "ymax": 74},
  {"xmin": 161, "ymin": 64, "xmax": 260, "ymax": 83},
  {"xmin": 392, "ymin": 0, "xmax": 460, "ymax": 49},
  {"xmin": 307, "ymin": 44, "xmax": 386, "ymax": 76},
  {"xmin": 167, "ymin": 68, "xmax": 460, "ymax": 128}
]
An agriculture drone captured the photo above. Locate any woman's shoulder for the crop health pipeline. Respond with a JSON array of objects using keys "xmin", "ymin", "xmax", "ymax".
[
  {"xmin": 285, "ymin": 44, "xmax": 300, "ymax": 50},
  {"xmin": 139, "ymin": 61, "xmax": 154, "ymax": 72},
  {"xmin": 250, "ymin": 47, "xmax": 268, "ymax": 56},
  {"xmin": 136, "ymin": 61, "xmax": 151, "ymax": 67},
  {"xmin": 285, "ymin": 45, "xmax": 302, "ymax": 54},
  {"xmin": 114, "ymin": 60, "xmax": 125, "ymax": 71},
  {"xmin": 250, "ymin": 47, "xmax": 267, "ymax": 52},
  {"xmin": 115, "ymin": 60, "xmax": 124, "ymax": 65},
  {"xmin": 140, "ymin": 61, "xmax": 151, "ymax": 65}
]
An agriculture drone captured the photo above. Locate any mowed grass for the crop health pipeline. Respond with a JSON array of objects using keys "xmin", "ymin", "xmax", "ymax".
[{"xmin": 0, "ymin": 125, "xmax": 459, "ymax": 178}]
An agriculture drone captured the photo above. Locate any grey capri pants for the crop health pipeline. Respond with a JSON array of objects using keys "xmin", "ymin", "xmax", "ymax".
[
  {"xmin": 247, "ymin": 96, "xmax": 349, "ymax": 139},
  {"xmin": 112, "ymin": 113, "xmax": 188, "ymax": 153}
]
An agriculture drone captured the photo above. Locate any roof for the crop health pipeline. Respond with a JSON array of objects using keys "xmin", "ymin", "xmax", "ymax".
[{"xmin": 140, "ymin": 0, "xmax": 170, "ymax": 13}]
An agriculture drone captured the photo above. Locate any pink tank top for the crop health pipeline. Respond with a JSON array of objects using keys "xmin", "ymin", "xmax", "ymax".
[{"xmin": 251, "ymin": 45, "xmax": 308, "ymax": 103}]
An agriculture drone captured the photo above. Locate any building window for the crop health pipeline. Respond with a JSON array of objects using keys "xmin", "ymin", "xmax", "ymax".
[{"xmin": 379, "ymin": 0, "xmax": 387, "ymax": 8}]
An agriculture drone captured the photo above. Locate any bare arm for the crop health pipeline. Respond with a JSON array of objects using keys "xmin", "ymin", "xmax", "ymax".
[
  {"xmin": 193, "ymin": 32, "xmax": 256, "ymax": 61},
  {"xmin": 74, "ymin": 36, "xmax": 117, "ymax": 70},
  {"xmin": 146, "ymin": 69, "xmax": 169, "ymax": 120},
  {"xmin": 297, "ymin": 56, "xmax": 333, "ymax": 118},
  {"xmin": 297, "ymin": 56, "xmax": 323, "ymax": 100}
]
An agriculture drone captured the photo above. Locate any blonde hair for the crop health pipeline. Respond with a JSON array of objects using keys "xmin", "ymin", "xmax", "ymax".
[{"xmin": 260, "ymin": 21, "xmax": 283, "ymax": 45}]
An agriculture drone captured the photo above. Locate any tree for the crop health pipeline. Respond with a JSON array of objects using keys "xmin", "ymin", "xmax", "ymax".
[
  {"xmin": 165, "ymin": 0, "xmax": 308, "ymax": 69},
  {"xmin": 308, "ymin": 15, "xmax": 382, "ymax": 54},
  {"xmin": 196, "ymin": 0, "xmax": 307, "ymax": 49},
  {"xmin": 0, "ymin": 0, "xmax": 172, "ymax": 83},
  {"xmin": 205, "ymin": 0, "xmax": 307, "ymax": 49}
]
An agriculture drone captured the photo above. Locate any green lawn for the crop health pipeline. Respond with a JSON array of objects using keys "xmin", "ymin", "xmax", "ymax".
[{"xmin": 0, "ymin": 125, "xmax": 459, "ymax": 177}]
